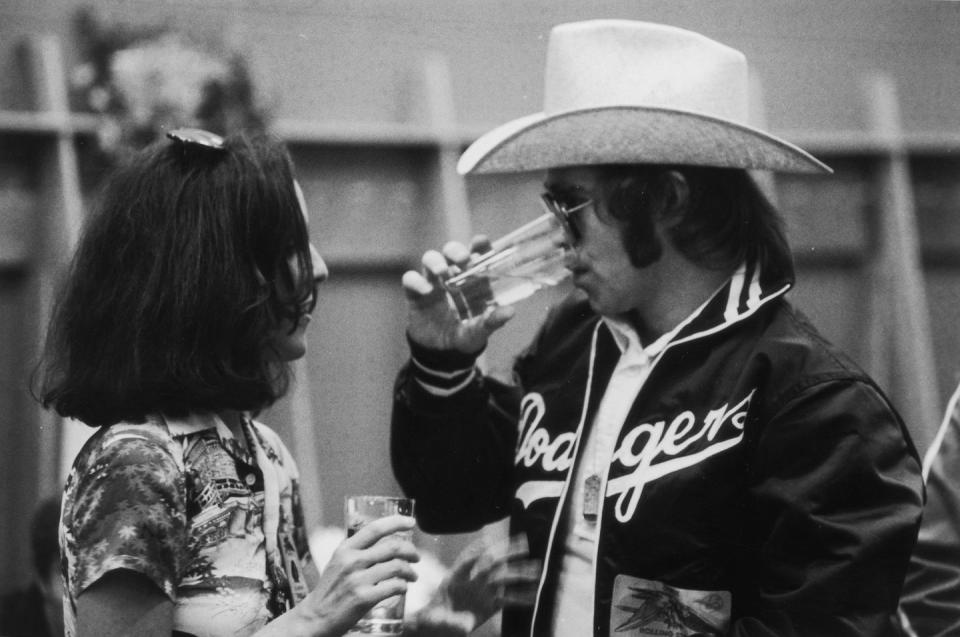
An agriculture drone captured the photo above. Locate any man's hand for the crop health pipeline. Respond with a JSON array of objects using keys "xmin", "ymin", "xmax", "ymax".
[
  {"xmin": 402, "ymin": 239, "xmax": 514, "ymax": 354},
  {"xmin": 405, "ymin": 534, "xmax": 541, "ymax": 636}
]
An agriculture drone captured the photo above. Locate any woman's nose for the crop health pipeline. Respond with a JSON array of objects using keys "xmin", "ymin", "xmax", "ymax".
[{"xmin": 311, "ymin": 244, "xmax": 329, "ymax": 283}]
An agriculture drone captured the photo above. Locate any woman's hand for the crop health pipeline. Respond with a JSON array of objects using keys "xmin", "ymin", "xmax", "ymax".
[
  {"xmin": 277, "ymin": 515, "xmax": 419, "ymax": 637},
  {"xmin": 402, "ymin": 239, "xmax": 514, "ymax": 355},
  {"xmin": 405, "ymin": 534, "xmax": 541, "ymax": 636}
]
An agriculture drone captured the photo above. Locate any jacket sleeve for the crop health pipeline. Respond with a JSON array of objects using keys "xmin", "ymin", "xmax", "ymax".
[
  {"xmin": 899, "ymin": 383, "xmax": 960, "ymax": 637},
  {"xmin": 735, "ymin": 378, "xmax": 924, "ymax": 636},
  {"xmin": 390, "ymin": 339, "xmax": 524, "ymax": 534}
]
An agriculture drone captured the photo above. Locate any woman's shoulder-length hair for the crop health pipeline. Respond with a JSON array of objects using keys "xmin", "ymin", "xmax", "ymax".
[{"xmin": 34, "ymin": 131, "xmax": 317, "ymax": 427}]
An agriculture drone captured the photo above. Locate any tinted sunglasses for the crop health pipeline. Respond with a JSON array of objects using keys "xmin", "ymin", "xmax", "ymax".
[{"xmin": 540, "ymin": 192, "xmax": 592, "ymax": 245}]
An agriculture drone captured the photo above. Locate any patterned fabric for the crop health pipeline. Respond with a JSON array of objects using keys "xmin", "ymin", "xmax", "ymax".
[{"xmin": 60, "ymin": 413, "xmax": 316, "ymax": 637}]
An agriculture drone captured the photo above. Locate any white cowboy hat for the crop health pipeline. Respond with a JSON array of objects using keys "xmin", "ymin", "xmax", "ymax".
[{"xmin": 458, "ymin": 20, "xmax": 830, "ymax": 175}]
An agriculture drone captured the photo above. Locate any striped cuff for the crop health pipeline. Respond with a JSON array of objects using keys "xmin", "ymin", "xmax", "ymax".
[{"xmin": 407, "ymin": 337, "xmax": 482, "ymax": 398}]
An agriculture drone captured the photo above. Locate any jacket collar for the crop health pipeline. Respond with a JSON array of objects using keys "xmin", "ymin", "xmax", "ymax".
[
  {"xmin": 670, "ymin": 259, "xmax": 793, "ymax": 347},
  {"xmin": 600, "ymin": 259, "xmax": 793, "ymax": 351}
]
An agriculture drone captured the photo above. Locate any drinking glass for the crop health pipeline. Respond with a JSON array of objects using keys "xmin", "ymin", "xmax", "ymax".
[
  {"xmin": 442, "ymin": 212, "xmax": 573, "ymax": 320},
  {"xmin": 344, "ymin": 495, "xmax": 415, "ymax": 635}
]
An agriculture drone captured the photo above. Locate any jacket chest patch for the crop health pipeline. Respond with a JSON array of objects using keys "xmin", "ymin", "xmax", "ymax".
[{"xmin": 610, "ymin": 575, "xmax": 730, "ymax": 636}]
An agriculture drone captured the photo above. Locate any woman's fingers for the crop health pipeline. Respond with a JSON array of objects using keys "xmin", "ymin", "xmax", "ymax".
[
  {"xmin": 368, "ymin": 576, "xmax": 413, "ymax": 603},
  {"xmin": 344, "ymin": 515, "xmax": 416, "ymax": 550},
  {"xmin": 362, "ymin": 558, "xmax": 420, "ymax": 586},
  {"xmin": 352, "ymin": 536, "xmax": 419, "ymax": 570}
]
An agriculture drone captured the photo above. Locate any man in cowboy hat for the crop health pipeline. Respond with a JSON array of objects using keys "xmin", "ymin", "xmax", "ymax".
[{"xmin": 391, "ymin": 20, "xmax": 923, "ymax": 636}]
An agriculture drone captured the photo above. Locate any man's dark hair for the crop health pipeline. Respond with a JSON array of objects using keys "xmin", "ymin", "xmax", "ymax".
[
  {"xmin": 598, "ymin": 164, "xmax": 793, "ymax": 277},
  {"xmin": 34, "ymin": 132, "xmax": 316, "ymax": 426}
]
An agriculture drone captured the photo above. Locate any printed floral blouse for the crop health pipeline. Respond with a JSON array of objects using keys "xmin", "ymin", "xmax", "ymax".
[{"xmin": 60, "ymin": 413, "xmax": 317, "ymax": 637}]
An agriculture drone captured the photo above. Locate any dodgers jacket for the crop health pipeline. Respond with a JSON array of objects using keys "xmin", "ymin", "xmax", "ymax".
[{"xmin": 392, "ymin": 261, "xmax": 924, "ymax": 636}]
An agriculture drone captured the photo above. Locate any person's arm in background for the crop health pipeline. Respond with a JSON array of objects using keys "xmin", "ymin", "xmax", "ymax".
[
  {"xmin": 736, "ymin": 380, "xmax": 924, "ymax": 636},
  {"xmin": 405, "ymin": 535, "xmax": 542, "ymax": 637},
  {"xmin": 899, "ymin": 382, "xmax": 960, "ymax": 637}
]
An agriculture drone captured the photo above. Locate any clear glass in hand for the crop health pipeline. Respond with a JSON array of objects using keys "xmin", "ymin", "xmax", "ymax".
[
  {"xmin": 344, "ymin": 495, "xmax": 415, "ymax": 636},
  {"xmin": 443, "ymin": 212, "xmax": 573, "ymax": 320}
]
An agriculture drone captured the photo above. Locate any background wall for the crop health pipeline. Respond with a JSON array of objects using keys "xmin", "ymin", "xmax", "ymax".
[{"xmin": 2, "ymin": 0, "xmax": 959, "ymax": 601}]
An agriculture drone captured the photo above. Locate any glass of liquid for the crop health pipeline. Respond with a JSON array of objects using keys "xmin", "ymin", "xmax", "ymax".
[
  {"xmin": 344, "ymin": 495, "xmax": 415, "ymax": 636},
  {"xmin": 442, "ymin": 212, "xmax": 574, "ymax": 321}
]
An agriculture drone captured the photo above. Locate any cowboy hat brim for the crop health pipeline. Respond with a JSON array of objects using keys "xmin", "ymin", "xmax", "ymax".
[{"xmin": 457, "ymin": 106, "xmax": 831, "ymax": 175}]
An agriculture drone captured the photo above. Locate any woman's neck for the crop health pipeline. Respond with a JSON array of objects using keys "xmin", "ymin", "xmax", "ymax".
[{"xmin": 217, "ymin": 410, "xmax": 247, "ymax": 442}]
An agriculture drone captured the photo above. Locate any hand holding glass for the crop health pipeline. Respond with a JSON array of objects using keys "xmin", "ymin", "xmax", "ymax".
[
  {"xmin": 344, "ymin": 495, "xmax": 415, "ymax": 635},
  {"xmin": 442, "ymin": 212, "xmax": 574, "ymax": 321}
]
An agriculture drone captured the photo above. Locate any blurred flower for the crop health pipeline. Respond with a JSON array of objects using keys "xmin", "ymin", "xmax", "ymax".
[{"xmin": 70, "ymin": 9, "xmax": 268, "ymax": 159}]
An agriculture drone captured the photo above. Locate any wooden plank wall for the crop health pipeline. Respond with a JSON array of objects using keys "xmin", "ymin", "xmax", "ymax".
[{"xmin": 1, "ymin": 0, "xmax": 959, "ymax": 587}]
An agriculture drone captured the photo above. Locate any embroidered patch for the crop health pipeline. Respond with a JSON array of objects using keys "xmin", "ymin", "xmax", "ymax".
[{"xmin": 610, "ymin": 575, "xmax": 730, "ymax": 636}]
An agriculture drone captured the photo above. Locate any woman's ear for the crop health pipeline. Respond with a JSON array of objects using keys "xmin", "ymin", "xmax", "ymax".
[{"xmin": 658, "ymin": 170, "xmax": 690, "ymax": 226}]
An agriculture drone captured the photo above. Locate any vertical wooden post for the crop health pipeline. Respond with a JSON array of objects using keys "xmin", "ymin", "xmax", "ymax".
[
  {"xmin": 863, "ymin": 72, "xmax": 940, "ymax": 457},
  {"xmin": 288, "ymin": 359, "xmax": 324, "ymax": 527},
  {"xmin": 747, "ymin": 72, "xmax": 779, "ymax": 206},
  {"xmin": 419, "ymin": 51, "xmax": 473, "ymax": 243}
]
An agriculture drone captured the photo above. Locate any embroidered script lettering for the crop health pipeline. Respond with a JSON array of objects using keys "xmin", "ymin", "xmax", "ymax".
[
  {"xmin": 515, "ymin": 393, "xmax": 576, "ymax": 472},
  {"xmin": 608, "ymin": 389, "xmax": 755, "ymax": 522},
  {"xmin": 511, "ymin": 389, "xmax": 755, "ymax": 514}
]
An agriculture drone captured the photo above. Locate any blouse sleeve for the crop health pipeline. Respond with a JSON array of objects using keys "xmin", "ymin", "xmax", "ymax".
[{"xmin": 63, "ymin": 425, "xmax": 189, "ymax": 601}]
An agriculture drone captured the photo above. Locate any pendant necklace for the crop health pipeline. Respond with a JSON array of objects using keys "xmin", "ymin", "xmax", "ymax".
[
  {"xmin": 581, "ymin": 419, "xmax": 605, "ymax": 522},
  {"xmin": 583, "ymin": 473, "xmax": 602, "ymax": 521}
]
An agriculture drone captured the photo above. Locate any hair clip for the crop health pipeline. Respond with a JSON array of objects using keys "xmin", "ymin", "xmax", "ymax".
[{"xmin": 166, "ymin": 128, "xmax": 226, "ymax": 151}]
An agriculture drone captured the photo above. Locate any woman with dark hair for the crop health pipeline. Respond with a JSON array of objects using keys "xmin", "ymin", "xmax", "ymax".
[{"xmin": 35, "ymin": 129, "xmax": 419, "ymax": 637}]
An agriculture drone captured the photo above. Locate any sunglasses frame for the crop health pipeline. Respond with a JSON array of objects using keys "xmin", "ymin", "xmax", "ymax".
[{"xmin": 540, "ymin": 192, "xmax": 592, "ymax": 245}]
